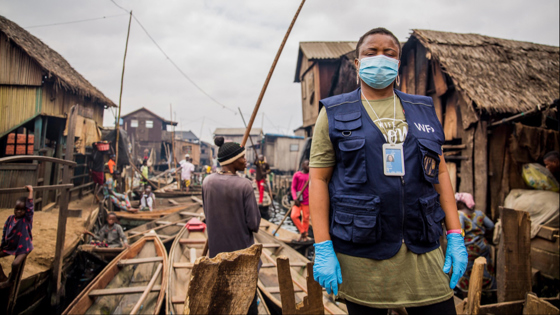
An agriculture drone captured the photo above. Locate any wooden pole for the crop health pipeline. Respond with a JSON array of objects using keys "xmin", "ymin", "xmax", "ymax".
[
  {"xmin": 115, "ymin": 11, "xmax": 133, "ymax": 166},
  {"xmin": 51, "ymin": 105, "xmax": 77, "ymax": 306},
  {"xmin": 272, "ymin": 180, "xmax": 308, "ymax": 236},
  {"xmin": 171, "ymin": 104, "xmax": 180, "ymax": 190},
  {"xmin": 240, "ymin": 0, "xmax": 306, "ymax": 147},
  {"xmin": 130, "ymin": 263, "xmax": 163, "ymax": 315}
]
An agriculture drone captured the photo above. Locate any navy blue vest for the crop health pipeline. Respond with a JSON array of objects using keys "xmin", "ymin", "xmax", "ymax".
[{"xmin": 322, "ymin": 88, "xmax": 446, "ymax": 260}]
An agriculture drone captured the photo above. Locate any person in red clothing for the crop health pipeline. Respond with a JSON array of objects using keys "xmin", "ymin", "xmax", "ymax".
[
  {"xmin": 254, "ymin": 155, "xmax": 270, "ymax": 205},
  {"xmin": 290, "ymin": 160, "xmax": 310, "ymax": 241},
  {"xmin": 0, "ymin": 185, "xmax": 33, "ymax": 283}
]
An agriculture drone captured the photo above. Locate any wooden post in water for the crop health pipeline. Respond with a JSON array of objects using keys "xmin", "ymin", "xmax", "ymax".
[
  {"xmin": 466, "ymin": 257, "xmax": 487, "ymax": 315},
  {"xmin": 497, "ymin": 207, "xmax": 532, "ymax": 303},
  {"xmin": 51, "ymin": 105, "xmax": 77, "ymax": 306}
]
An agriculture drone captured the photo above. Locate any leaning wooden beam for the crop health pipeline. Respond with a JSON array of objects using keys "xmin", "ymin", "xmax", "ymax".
[
  {"xmin": 0, "ymin": 155, "xmax": 77, "ymax": 166},
  {"xmin": 497, "ymin": 207, "xmax": 531, "ymax": 303},
  {"xmin": 130, "ymin": 262, "xmax": 163, "ymax": 315},
  {"xmin": 467, "ymin": 257, "xmax": 487, "ymax": 315},
  {"xmin": 52, "ymin": 105, "xmax": 77, "ymax": 306},
  {"xmin": 184, "ymin": 244, "xmax": 262, "ymax": 315}
]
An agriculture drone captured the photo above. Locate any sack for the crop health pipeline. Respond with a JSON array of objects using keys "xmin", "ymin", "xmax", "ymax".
[{"xmin": 522, "ymin": 163, "xmax": 559, "ymax": 192}]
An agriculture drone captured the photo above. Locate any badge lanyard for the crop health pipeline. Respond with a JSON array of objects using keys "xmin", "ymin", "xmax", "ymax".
[{"xmin": 362, "ymin": 92, "xmax": 405, "ymax": 176}]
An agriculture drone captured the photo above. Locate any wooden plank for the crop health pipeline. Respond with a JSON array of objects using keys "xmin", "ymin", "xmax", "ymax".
[
  {"xmin": 5, "ymin": 256, "xmax": 27, "ymax": 315},
  {"xmin": 474, "ymin": 120, "xmax": 488, "ymax": 213},
  {"xmin": 537, "ymin": 226, "xmax": 559, "ymax": 241},
  {"xmin": 406, "ymin": 51, "xmax": 416, "ymax": 94},
  {"xmin": 415, "ymin": 44, "xmax": 429, "ymax": 95},
  {"xmin": 431, "ymin": 94, "xmax": 443, "ymax": 124},
  {"xmin": 458, "ymin": 93, "xmax": 479, "ymax": 130},
  {"xmin": 531, "ymin": 236, "xmax": 560, "ymax": 254},
  {"xmin": 277, "ymin": 257, "xmax": 297, "ymax": 312},
  {"xmin": 89, "ymin": 285, "xmax": 162, "ymax": 297},
  {"xmin": 444, "ymin": 91, "xmax": 458, "ymax": 140},
  {"xmin": 262, "ymin": 243, "xmax": 281, "ymax": 248},
  {"xmin": 531, "ymin": 247, "xmax": 560, "ymax": 279},
  {"xmin": 179, "ymin": 239, "xmax": 206, "ymax": 245},
  {"xmin": 118, "ymin": 256, "xmax": 163, "ymax": 266},
  {"xmin": 432, "ymin": 59, "xmax": 448, "ymax": 97},
  {"xmin": 523, "ymin": 293, "xmax": 560, "ymax": 315},
  {"xmin": 180, "ymin": 211, "xmax": 204, "ymax": 217},
  {"xmin": 0, "ymin": 155, "xmax": 76, "ymax": 167},
  {"xmin": 497, "ymin": 207, "xmax": 532, "ymax": 302},
  {"xmin": 488, "ymin": 124, "xmax": 509, "ymax": 220},
  {"xmin": 168, "ymin": 199, "xmax": 179, "ymax": 205},
  {"xmin": 261, "ymin": 261, "xmax": 308, "ymax": 268},
  {"xmin": 173, "ymin": 262, "xmax": 194, "ymax": 269},
  {"xmin": 156, "ymin": 221, "xmax": 172, "ymax": 226},
  {"xmin": 267, "ymin": 286, "xmax": 304, "ymax": 294},
  {"xmin": 479, "ymin": 297, "xmax": 559, "ymax": 315},
  {"xmin": 0, "ymin": 184, "xmax": 74, "ymax": 194},
  {"xmin": 459, "ymin": 128, "xmax": 475, "ymax": 195},
  {"xmin": 467, "ymin": 257, "xmax": 487, "ymax": 315}
]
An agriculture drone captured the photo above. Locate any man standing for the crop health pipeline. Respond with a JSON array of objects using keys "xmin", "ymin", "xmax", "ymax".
[
  {"xmin": 290, "ymin": 160, "xmax": 310, "ymax": 241},
  {"xmin": 90, "ymin": 144, "xmax": 105, "ymax": 203},
  {"xmin": 254, "ymin": 155, "xmax": 270, "ymax": 205},
  {"xmin": 179, "ymin": 154, "xmax": 195, "ymax": 192}
]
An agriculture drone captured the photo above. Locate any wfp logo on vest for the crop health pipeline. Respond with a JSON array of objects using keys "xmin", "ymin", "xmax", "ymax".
[{"xmin": 414, "ymin": 123, "xmax": 435, "ymax": 133}]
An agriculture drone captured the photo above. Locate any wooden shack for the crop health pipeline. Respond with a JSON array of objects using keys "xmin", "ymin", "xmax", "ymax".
[
  {"xmin": 263, "ymin": 133, "xmax": 305, "ymax": 173},
  {"xmin": 294, "ymin": 42, "xmax": 357, "ymax": 137},
  {"xmin": 121, "ymin": 107, "xmax": 177, "ymax": 167},
  {"xmin": 199, "ymin": 141, "xmax": 216, "ymax": 167},
  {"xmin": 0, "ymin": 15, "xmax": 116, "ymax": 208},
  {"xmin": 174, "ymin": 139, "xmax": 200, "ymax": 167},
  {"xmin": 398, "ymin": 29, "xmax": 559, "ymax": 218},
  {"xmin": 213, "ymin": 128, "xmax": 263, "ymax": 163}
]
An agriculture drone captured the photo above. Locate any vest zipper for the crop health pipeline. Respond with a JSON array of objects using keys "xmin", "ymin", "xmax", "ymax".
[{"xmin": 401, "ymin": 176, "xmax": 405, "ymax": 243}]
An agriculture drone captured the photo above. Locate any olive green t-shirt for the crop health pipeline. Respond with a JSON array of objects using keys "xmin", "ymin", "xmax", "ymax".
[{"xmin": 310, "ymin": 96, "xmax": 453, "ymax": 308}]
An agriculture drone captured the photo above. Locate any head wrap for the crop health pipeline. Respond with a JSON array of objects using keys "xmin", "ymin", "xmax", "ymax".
[{"xmin": 455, "ymin": 192, "xmax": 475, "ymax": 209}]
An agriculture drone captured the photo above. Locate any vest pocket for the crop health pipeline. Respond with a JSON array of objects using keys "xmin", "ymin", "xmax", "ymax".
[
  {"xmin": 331, "ymin": 195, "xmax": 381, "ymax": 244},
  {"xmin": 353, "ymin": 214, "xmax": 381, "ymax": 244},
  {"xmin": 332, "ymin": 211, "xmax": 353, "ymax": 242},
  {"xmin": 338, "ymin": 139, "xmax": 367, "ymax": 184},
  {"xmin": 419, "ymin": 193, "xmax": 446, "ymax": 243},
  {"xmin": 417, "ymin": 138, "xmax": 442, "ymax": 184}
]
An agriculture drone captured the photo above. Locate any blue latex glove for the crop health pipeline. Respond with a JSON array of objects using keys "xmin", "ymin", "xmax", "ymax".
[
  {"xmin": 313, "ymin": 240, "xmax": 343, "ymax": 295},
  {"xmin": 443, "ymin": 233, "xmax": 468, "ymax": 289}
]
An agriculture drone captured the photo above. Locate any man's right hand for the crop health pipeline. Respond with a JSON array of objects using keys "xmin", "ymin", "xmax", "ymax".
[
  {"xmin": 294, "ymin": 199, "xmax": 301, "ymax": 207},
  {"xmin": 313, "ymin": 240, "xmax": 343, "ymax": 295}
]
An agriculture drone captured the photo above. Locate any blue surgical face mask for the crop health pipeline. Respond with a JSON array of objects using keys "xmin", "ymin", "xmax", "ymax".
[{"xmin": 358, "ymin": 55, "xmax": 399, "ymax": 89}]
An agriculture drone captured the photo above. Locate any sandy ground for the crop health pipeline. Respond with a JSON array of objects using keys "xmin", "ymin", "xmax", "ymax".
[{"xmin": 0, "ymin": 194, "xmax": 97, "ymax": 279}]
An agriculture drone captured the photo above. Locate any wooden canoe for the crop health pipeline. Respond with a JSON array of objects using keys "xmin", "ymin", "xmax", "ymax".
[
  {"xmin": 259, "ymin": 218, "xmax": 299, "ymax": 244},
  {"xmin": 63, "ymin": 233, "xmax": 168, "ymax": 315},
  {"xmin": 116, "ymin": 203, "xmax": 196, "ymax": 221},
  {"xmin": 254, "ymin": 230, "xmax": 347, "ymax": 315},
  {"xmin": 126, "ymin": 204, "xmax": 204, "ymax": 245},
  {"xmin": 153, "ymin": 190, "xmax": 201, "ymax": 198},
  {"xmin": 257, "ymin": 288, "xmax": 271, "ymax": 315},
  {"xmin": 166, "ymin": 225, "xmax": 207, "ymax": 315}
]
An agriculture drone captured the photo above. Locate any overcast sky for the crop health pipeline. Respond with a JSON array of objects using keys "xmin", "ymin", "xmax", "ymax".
[{"xmin": 1, "ymin": 0, "xmax": 558, "ymax": 142}]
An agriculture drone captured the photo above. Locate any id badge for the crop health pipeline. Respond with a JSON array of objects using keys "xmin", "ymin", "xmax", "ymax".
[{"xmin": 383, "ymin": 143, "xmax": 405, "ymax": 176}]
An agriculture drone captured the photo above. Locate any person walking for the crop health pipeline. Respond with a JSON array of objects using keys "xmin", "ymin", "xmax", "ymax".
[
  {"xmin": 202, "ymin": 137, "xmax": 261, "ymax": 314},
  {"xmin": 254, "ymin": 155, "xmax": 270, "ymax": 205},
  {"xmin": 290, "ymin": 160, "xmax": 310, "ymax": 241},
  {"xmin": 309, "ymin": 27, "xmax": 467, "ymax": 315}
]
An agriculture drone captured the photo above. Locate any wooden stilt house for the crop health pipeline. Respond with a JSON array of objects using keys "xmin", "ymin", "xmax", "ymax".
[
  {"xmin": 398, "ymin": 29, "xmax": 559, "ymax": 218},
  {"xmin": 0, "ymin": 15, "xmax": 116, "ymax": 208}
]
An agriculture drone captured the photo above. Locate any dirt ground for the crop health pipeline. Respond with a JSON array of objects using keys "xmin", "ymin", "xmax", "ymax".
[{"xmin": 0, "ymin": 194, "xmax": 97, "ymax": 279}]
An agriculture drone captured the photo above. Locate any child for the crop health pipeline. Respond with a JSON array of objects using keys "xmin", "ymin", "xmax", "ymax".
[
  {"xmin": 455, "ymin": 192, "xmax": 496, "ymax": 291},
  {"xmin": 103, "ymin": 176, "xmax": 137, "ymax": 213},
  {"xmin": 140, "ymin": 159, "xmax": 149, "ymax": 187},
  {"xmin": 140, "ymin": 185, "xmax": 155, "ymax": 211},
  {"xmin": 0, "ymin": 185, "xmax": 33, "ymax": 283},
  {"xmin": 203, "ymin": 137, "xmax": 260, "ymax": 315},
  {"xmin": 84, "ymin": 212, "xmax": 128, "ymax": 248}
]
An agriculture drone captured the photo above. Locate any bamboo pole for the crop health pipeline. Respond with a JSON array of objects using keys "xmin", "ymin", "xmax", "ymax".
[
  {"xmin": 115, "ymin": 11, "xmax": 133, "ymax": 166},
  {"xmin": 272, "ymin": 179, "xmax": 309, "ymax": 236},
  {"xmin": 240, "ymin": 0, "xmax": 306, "ymax": 146},
  {"xmin": 130, "ymin": 263, "xmax": 163, "ymax": 315},
  {"xmin": 239, "ymin": 108, "xmax": 278, "ymax": 212}
]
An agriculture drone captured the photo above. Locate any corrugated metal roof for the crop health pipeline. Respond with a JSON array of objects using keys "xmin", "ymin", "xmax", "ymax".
[
  {"xmin": 300, "ymin": 41, "xmax": 357, "ymax": 60},
  {"xmin": 214, "ymin": 128, "xmax": 262, "ymax": 136}
]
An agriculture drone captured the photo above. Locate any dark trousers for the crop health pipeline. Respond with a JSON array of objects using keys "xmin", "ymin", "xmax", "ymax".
[
  {"xmin": 346, "ymin": 297, "xmax": 457, "ymax": 315},
  {"xmin": 247, "ymin": 292, "xmax": 259, "ymax": 315}
]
